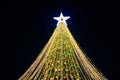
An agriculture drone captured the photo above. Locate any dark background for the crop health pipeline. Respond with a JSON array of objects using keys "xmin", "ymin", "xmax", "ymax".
[{"xmin": 5, "ymin": 0, "xmax": 119, "ymax": 80}]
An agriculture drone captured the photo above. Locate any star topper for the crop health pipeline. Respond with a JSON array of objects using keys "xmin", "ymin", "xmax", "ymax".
[{"xmin": 53, "ymin": 12, "xmax": 70, "ymax": 26}]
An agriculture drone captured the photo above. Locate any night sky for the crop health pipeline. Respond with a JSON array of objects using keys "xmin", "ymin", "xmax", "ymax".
[{"xmin": 6, "ymin": 0, "xmax": 119, "ymax": 80}]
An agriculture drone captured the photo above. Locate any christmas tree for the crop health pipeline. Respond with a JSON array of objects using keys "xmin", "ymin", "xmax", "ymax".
[{"xmin": 19, "ymin": 12, "xmax": 107, "ymax": 80}]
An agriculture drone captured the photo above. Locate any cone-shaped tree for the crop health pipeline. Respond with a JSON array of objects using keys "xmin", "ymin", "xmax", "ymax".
[{"xmin": 19, "ymin": 13, "xmax": 107, "ymax": 80}]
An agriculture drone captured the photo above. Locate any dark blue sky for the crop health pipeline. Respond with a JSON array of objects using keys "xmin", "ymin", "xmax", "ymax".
[{"xmin": 6, "ymin": 0, "xmax": 119, "ymax": 80}]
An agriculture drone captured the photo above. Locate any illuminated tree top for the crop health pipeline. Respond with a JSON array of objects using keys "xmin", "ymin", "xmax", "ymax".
[
  {"xmin": 19, "ymin": 12, "xmax": 107, "ymax": 80},
  {"xmin": 53, "ymin": 12, "xmax": 70, "ymax": 26}
]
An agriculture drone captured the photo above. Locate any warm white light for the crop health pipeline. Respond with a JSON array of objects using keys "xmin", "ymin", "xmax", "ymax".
[{"xmin": 53, "ymin": 12, "xmax": 70, "ymax": 26}]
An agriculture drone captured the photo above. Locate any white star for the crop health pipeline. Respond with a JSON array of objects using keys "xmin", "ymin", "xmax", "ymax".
[{"xmin": 53, "ymin": 12, "xmax": 70, "ymax": 26}]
